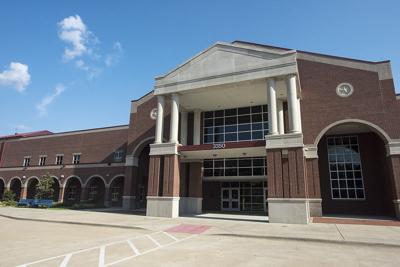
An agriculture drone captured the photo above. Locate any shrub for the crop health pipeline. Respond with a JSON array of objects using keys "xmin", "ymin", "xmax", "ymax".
[
  {"xmin": 36, "ymin": 173, "xmax": 54, "ymax": 200},
  {"xmin": 3, "ymin": 190, "xmax": 16, "ymax": 201}
]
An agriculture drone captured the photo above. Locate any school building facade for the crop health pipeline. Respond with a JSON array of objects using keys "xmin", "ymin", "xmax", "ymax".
[{"xmin": 1, "ymin": 41, "xmax": 399, "ymax": 224}]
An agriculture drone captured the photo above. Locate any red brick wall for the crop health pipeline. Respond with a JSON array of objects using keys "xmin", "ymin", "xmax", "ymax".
[
  {"xmin": 298, "ymin": 59, "xmax": 400, "ymax": 145},
  {"xmin": 267, "ymin": 148, "xmax": 307, "ymax": 198},
  {"xmin": 0, "ymin": 128, "xmax": 128, "ymax": 168}
]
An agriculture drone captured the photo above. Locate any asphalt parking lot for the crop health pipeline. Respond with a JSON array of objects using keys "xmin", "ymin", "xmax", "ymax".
[{"xmin": 1, "ymin": 208, "xmax": 400, "ymax": 267}]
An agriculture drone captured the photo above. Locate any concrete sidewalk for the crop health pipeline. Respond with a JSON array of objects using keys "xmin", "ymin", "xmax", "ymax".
[{"xmin": 1, "ymin": 207, "xmax": 400, "ymax": 247}]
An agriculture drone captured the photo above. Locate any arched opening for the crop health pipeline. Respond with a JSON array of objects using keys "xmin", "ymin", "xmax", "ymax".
[
  {"xmin": 26, "ymin": 177, "xmax": 39, "ymax": 199},
  {"xmin": 10, "ymin": 178, "xmax": 22, "ymax": 200},
  {"xmin": 0, "ymin": 179, "xmax": 5, "ymax": 200},
  {"xmin": 317, "ymin": 121, "xmax": 394, "ymax": 217},
  {"xmin": 63, "ymin": 177, "xmax": 82, "ymax": 204},
  {"xmin": 85, "ymin": 176, "xmax": 106, "ymax": 204},
  {"xmin": 136, "ymin": 144, "xmax": 150, "ymax": 209},
  {"xmin": 52, "ymin": 177, "xmax": 60, "ymax": 202},
  {"xmin": 109, "ymin": 176, "xmax": 124, "ymax": 206}
]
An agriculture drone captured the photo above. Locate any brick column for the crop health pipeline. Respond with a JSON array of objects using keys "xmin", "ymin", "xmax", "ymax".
[
  {"xmin": 162, "ymin": 155, "xmax": 180, "ymax": 197},
  {"xmin": 146, "ymin": 142, "xmax": 181, "ymax": 218},
  {"xmin": 388, "ymin": 155, "xmax": 400, "ymax": 218},
  {"xmin": 122, "ymin": 154, "xmax": 139, "ymax": 210},
  {"xmin": 147, "ymin": 155, "xmax": 162, "ymax": 196},
  {"xmin": 266, "ymin": 133, "xmax": 312, "ymax": 224}
]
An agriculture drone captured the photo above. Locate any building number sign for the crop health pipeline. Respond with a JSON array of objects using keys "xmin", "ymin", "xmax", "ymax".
[{"xmin": 213, "ymin": 143, "xmax": 226, "ymax": 149}]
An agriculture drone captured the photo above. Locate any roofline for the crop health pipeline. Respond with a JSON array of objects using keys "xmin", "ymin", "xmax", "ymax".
[
  {"xmin": 233, "ymin": 40, "xmax": 390, "ymax": 65},
  {"xmin": 131, "ymin": 90, "xmax": 154, "ymax": 102},
  {"xmin": 5, "ymin": 124, "xmax": 129, "ymax": 142}
]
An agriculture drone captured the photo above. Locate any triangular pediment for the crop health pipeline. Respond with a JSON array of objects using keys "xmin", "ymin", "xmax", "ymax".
[{"xmin": 155, "ymin": 42, "xmax": 295, "ymax": 88}]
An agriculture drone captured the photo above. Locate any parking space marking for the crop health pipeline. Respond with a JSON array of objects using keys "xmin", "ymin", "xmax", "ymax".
[
  {"xmin": 105, "ymin": 234, "xmax": 196, "ymax": 267},
  {"xmin": 60, "ymin": 254, "xmax": 72, "ymax": 267},
  {"xmin": 162, "ymin": 231, "xmax": 179, "ymax": 241},
  {"xmin": 146, "ymin": 234, "xmax": 162, "ymax": 247},
  {"xmin": 127, "ymin": 239, "xmax": 141, "ymax": 255},
  {"xmin": 99, "ymin": 246, "xmax": 106, "ymax": 267},
  {"xmin": 15, "ymin": 230, "xmax": 197, "ymax": 267}
]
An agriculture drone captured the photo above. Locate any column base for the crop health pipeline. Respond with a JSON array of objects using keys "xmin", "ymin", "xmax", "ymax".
[
  {"xmin": 146, "ymin": 196, "xmax": 180, "ymax": 218},
  {"xmin": 308, "ymin": 198, "xmax": 322, "ymax": 217},
  {"xmin": 179, "ymin": 197, "xmax": 202, "ymax": 215},
  {"xmin": 268, "ymin": 198, "xmax": 310, "ymax": 224},
  {"xmin": 122, "ymin": 196, "xmax": 136, "ymax": 210},
  {"xmin": 394, "ymin": 200, "xmax": 400, "ymax": 218}
]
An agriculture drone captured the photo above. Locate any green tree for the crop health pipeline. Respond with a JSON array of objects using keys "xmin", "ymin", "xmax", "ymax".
[{"xmin": 35, "ymin": 173, "xmax": 54, "ymax": 200}]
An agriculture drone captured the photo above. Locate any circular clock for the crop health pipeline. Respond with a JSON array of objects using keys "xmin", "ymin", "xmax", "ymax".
[{"xmin": 336, "ymin": 83, "xmax": 354, "ymax": 98}]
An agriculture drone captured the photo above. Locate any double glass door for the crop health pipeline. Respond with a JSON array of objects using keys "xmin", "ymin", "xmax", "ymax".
[{"xmin": 221, "ymin": 188, "xmax": 240, "ymax": 211}]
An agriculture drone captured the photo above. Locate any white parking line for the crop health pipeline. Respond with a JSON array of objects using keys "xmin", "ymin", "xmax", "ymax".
[
  {"xmin": 15, "ymin": 230, "xmax": 194, "ymax": 267},
  {"xmin": 162, "ymin": 231, "xmax": 179, "ymax": 241},
  {"xmin": 126, "ymin": 240, "xmax": 141, "ymax": 255},
  {"xmin": 98, "ymin": 246, "xmax": 106, "ymax": 267},
  {"xmin": 59, "ymin": 254, "xmax": 72, "ymax": 267},
  {"xmin": 146, "ymin": 234, "xmax": 162, "ymax": 247},
  {"xmin": 105, "ymin": 234, "xmax": 196, "ymax": 266}
]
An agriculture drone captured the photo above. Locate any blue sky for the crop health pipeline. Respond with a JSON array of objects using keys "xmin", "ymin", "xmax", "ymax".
[{"xmin": 1, "ymin": 0, "xmax": 399, "ymax": 135}]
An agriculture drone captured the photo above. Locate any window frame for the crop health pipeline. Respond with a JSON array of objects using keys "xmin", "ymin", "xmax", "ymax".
[
  {"xmin": 203, "ymin": 157, "xmax": 267, "ymax": 178},
  {"xmin": 55, "ymin": 154, "xmax": 64, "ymax": 165},
  {"xmin": 202, "ymin": 105, "xmax": 269, "ymax": 145},
  {"xmin": 23, "ymin": 156, "xmax": 31, "ymax": 167},
  {"xmin": 113, "ymin": 150, "xmax": 124, "ymax": 162},
  {"xmin": 326, "ymin": 135, "xmax": 366, "ymax": 200},
  {"xmin": 72, "ymin": 153, "xmax": 81, "ymax": 165},
  {"xmin": 38, "ymin": 155, "xmax": 47, "ymax": 166}
]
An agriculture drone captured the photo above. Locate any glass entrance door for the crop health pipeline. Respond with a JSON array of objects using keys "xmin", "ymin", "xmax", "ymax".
[{"xmin": 221, "ymin": 188, "xmax": 240, "ymax": 211}]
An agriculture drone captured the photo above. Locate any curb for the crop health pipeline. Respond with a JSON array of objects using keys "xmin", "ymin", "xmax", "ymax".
[
  {"xmin": 0, "ymin": 213, "xmax": 147, "ymax": 231},
  {"xmin": 213, "ymin": 233, "xmax": 400, "ymax": 248}
]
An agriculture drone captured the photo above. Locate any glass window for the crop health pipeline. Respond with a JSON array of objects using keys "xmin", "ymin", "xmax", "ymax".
[
  {"xmin": 202, "ymin": 105, "xmax": 269, "ymax": 144},
  {"xmin": 327, "ymin": 136, "xmax": 365, "ymax": 200},
  {"xmin": 23, "ymin": 156, "xmax": 31, "ymax": 167},
  {"xmin": 203, "ymin": 157, "xmax": 266, "ymax": 177},
  {"xmin": 56, "ymin": 155, "xmax": 64, "ymax": 165},
  {"xmin": 72, "ymin": 154, "xmax": 81, "ymax": 165},
  {"xmin": 39, "ymin": 156, "xmax": 47, "ymax": 166}
]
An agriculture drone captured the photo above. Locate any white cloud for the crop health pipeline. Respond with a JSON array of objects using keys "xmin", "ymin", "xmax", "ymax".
[
  {"xmin": 58, "ymin": 15, "xmax": 89, "ymax": 61},
  {"xmin": 36, "ymin": 84, "xmax": 66, "ymax": 116},
  {"xmin": 0, "ymin": 62, "xmax": 31, "ymax": 92},
  {"xmin": 58, "ymin": 15, "xmax": 123, "ymax": 79},
  {"xmin": 105, "ymin": 42, "xmax": 123, "ymax": 67},
  {"xmin": 14, "ymin": 124, "xmax": 31, "ymax": 132}
]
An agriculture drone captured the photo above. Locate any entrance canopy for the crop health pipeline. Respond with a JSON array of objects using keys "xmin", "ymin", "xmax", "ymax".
[{"xmin": 154, "ymin": 42, "xmax": 298, "ymax": 111}]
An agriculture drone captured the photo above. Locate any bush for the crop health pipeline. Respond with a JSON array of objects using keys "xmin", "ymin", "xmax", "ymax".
[
  {"xmin": 36, "ymin": 173, "xmax": 54, "ymax": 200},
  {"xmin": 3, "ymin": 190, "xmax": 16, "ymax": 201}
]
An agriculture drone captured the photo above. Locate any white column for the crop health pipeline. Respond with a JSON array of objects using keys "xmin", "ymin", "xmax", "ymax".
[
  {"xmin": 170, "ymin": 94, "xmax": 180, "ymax": 143},
  {"xmin": 297, "ymin": 98, "xmax": 302, "ymax": 133},
  {"xmin": 193, "ymin": 110, "xmax": 201, "ymax": 145},
  {"xmin": 155, "ymin": 95, "xmax": 165, "ymax": 144},
  {"xmin": 180, "ymin": 111, "xmax": 188, "ymax": 145},
  {"xmin": 267, "ymin": 78, "xmax": 278, "ymax": 135},
  {"xmin": 286, "ymin": 75, "xmax": 301, "ymax": 133},
  {"xmin": 277, "ymin": 99, "xmax": 284, "ymax": 135}
]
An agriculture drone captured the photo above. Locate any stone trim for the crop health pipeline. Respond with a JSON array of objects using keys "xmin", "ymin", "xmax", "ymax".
[
  {"xmin": 146, "ymin": 196, "xmax": 180, "ymax": 218},
  {"xmin": 131, "ymin": 91, "xmax": 154, "ymax": 113},
  {"xmin": 297, "ymin": 52, "xmax": 392, "ymax": 80},
  {"xmin": 268, "ymin": 198, "xmax": 310, "ymax": 224},
  {"xmin": 266, "ymin": 133, "xmax": 304, "ymax": 149},
  {"xmin": 125, "ymin": 155, "xmax": 139, "ymax": 167},
  {"xmin": 149, "ymin": 142, "xmax": 179, "ymax": 155},
  {"xmin": 0, "ymin": 163, "xmax": 126, "ymax": 171},
  {"xmin": 303, "ymin": 145, "xmax": 318, "ymax": 159},
  {"xmin": 387, "ymin": 141, "xmax": 400, "ymax": 156}
]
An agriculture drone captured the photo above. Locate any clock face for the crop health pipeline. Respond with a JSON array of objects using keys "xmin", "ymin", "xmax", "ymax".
[{"xmin": 336, "ymin": 83, "xmax": 354, "ymax": 97}]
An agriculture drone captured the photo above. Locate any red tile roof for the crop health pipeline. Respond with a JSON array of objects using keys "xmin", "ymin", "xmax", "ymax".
[{"xmin": 0, "ymin": 130, "xmax": 53, "ymax": 140}]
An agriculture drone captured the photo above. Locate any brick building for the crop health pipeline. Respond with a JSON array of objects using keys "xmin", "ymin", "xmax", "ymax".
[{"xmin": 1, "ymin": 41, "xmax": 399, "ymax": 224}]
